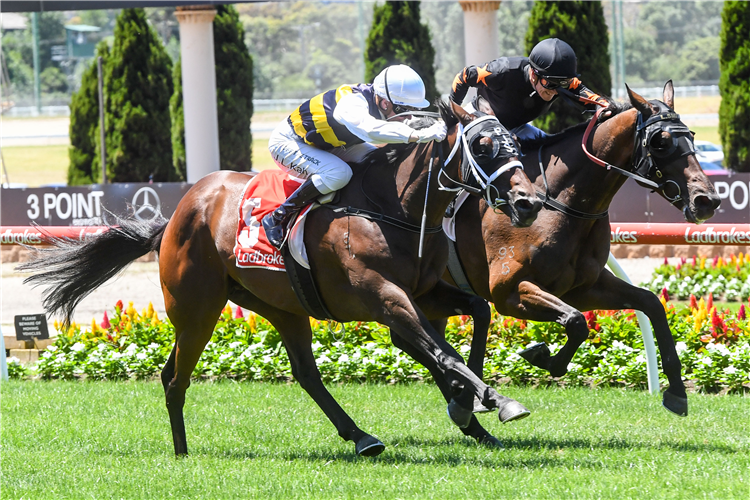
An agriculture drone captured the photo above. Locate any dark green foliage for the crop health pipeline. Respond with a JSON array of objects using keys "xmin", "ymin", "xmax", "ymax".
[
  {"xmin": 719, "ymin": 1, "xmax": 750, "ymax": 172},
  {"xmin": 104, "ymin": 8, "xmax": 174, "ymax": 182},
  {"xmin": 171, "ymin": 5, "xmax": 254, "ymax": 177},
  {"xmin": 365, "ymin": 1, "xmax": 439, "ymax": 107},
  {"xmin": 214, "ymin": 5, "xmax": 254, "ymax": 172},
  {"xmin": 68, "ymin": 43, "xmax": 109, "ymax": 186},
  {"xmin": 169, "ymin": 57, "xmax": 186, "ymax": 180},
  {"xmin": 525, "ymin": 1, "xmax": 611, "ymax": 133}
]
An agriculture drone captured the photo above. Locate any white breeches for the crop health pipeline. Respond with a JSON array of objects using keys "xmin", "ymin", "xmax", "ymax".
[{"xmin": 268, "ymin": 119, "xmax": 377, "ymax": 194}]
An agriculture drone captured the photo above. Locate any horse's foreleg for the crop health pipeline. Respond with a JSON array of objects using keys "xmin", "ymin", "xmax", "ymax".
[
  {"xmin": 563, "ymin": 269, "xmax": 687, "ymax": 416},
  {"xmin": 389, "ymin": 331, "xmax": 503, "ymax": 448},
  {"xmin": 381, "ymin": 283, "xmax": 529, "ymax": 425},
  {"xmin": 273, "ymin": 314, "xmax": 385, "ymax": 456},
  {"xmin": 498, "ymin": 281, "xmax": 590, "ymax": 377}
]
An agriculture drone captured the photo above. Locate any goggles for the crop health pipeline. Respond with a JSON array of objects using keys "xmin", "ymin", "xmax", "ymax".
[
  {"xmin": 392, "ymin": 103, "xmax": 419, "ymax": 115},
  {"xmin": 534, "ymin": 70, "xmax": 572, "ymax": 90}
]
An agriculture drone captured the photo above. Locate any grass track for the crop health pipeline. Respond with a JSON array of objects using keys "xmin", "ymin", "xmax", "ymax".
[{"xmin": 2, "ymin": 381, "xmax": 747, "ymax": 499}]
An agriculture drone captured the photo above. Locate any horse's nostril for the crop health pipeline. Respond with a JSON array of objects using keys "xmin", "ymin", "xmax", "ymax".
[
  {"xmin": 515, "ymin": 198, "xmax": 534, "ymax": 212},
  {"xmin": 694, "ymin": 194, "xmax": 720, "ymax": 212}
]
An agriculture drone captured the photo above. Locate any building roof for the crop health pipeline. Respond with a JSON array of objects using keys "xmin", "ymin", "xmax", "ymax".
[{"xmin": 1, "ymin": 1, "xmax": 246, "ymax": 13}]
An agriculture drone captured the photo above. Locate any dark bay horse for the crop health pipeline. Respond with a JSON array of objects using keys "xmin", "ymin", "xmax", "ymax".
[
  {"xmin": 20, "ymin": 100, "xmax": 542, "ymax": 457},
  {"xmin": 443, "ymin": 82, "xmax": 720, "ymax": 417}
]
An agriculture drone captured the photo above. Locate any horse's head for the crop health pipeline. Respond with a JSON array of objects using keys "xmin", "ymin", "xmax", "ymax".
[
  {"xmin": 440, "ymin": 100, "xmax": 541, "ymax": 227},
  {"xmin": 626, "ymin": 81, "xmax": 720, "ymax": 223}
]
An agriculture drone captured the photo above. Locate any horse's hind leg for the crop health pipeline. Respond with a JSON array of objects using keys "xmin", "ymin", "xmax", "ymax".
[{"xmin": 270, "ymin": 313, "xmax": 385, "ymax": 456}]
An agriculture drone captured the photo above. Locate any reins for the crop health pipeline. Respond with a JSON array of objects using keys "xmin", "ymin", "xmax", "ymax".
[{"xmin": 581, "ymin": 107, "xmax": 660, "ymax": 190}]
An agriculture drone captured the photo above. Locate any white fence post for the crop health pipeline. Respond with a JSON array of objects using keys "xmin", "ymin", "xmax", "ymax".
[
  {"xmin": 1, "ymin": 326, "xmax": 8, "ymax": 381},
  {"xmin": 606, "ymin": 253, "xmax": 660, "ymax": 394}
]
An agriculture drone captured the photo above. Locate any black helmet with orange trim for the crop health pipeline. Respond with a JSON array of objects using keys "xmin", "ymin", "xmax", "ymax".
[{"xmin": 529, "ymin": 38, "xmax": 578, "ymax": 79}]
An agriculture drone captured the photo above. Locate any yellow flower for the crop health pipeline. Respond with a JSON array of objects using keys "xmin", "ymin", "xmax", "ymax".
[
  {"xmin": 700, "ymin": 257, "xmax": 706, "ymax": 270},
  {"xmin": 247, "ymin": 312, "xmax": 257, "ymax": 332},
  {"xmin": 91, "ymin": 318, "xmax": 99, "ymax": 334},
  {"xmin": 126, "ymin": 301, "xmax": 137, "ymax": 319},
  {"xmin": 659, "ymin": 295, "xmax": 668, "ymax": 311},
  {"xmin": 53, "ymin": 319, "xmax": 60, "ymax": 332},
  {"xmin": 717, "ymin": 257, "xmax": 723, "ymax": 267},
  {"xmin": 739, "ymin": 253, "xmax": 745, "ymax": 267}
]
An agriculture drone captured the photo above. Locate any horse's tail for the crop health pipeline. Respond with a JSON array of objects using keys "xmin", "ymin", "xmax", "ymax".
[{"xmin": 17, "ymin": 214, "xmax": 169, "ymax": 328}]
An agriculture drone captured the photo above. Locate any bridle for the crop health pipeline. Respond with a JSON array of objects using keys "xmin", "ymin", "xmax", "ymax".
[
  {"xmin": 437, "ymin": 115, "xmax": 524, "ymax": 211},
  {"xmin": 581, "ymin": 102, "xmax": 697, "ymax": 206}
]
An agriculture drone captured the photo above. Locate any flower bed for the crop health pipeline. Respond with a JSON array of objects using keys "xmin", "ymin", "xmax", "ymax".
[
  {"xmin": 8, "ymin": 297, "xmax": 749, "ymax": 394},
  {"xmin": 646, "ymin": 254, "xmax": 750, "ymax": 301}
]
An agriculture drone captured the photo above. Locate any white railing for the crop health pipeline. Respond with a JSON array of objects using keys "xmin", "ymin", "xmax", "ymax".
[{"xmin": 629, "ymin": 85, "xmax": 720, "ymax": 99}]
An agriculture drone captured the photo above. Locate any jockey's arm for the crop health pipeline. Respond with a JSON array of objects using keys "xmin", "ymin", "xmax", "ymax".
[
  {"xmin": 333, "ymin": 93, "xmax": 418, "ymax": 144},
  {"xmin": 564, "ymin": 78, "xmax": 612, "ymax": 108},
  {"xmin": 449, "ymin": 62, "xmax": 505, "ymax": 106}
]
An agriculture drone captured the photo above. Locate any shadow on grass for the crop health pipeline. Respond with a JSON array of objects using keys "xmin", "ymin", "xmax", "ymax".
[{"xmin": 194, "ymin": 431, "xmax": 740, "ymax": 469}]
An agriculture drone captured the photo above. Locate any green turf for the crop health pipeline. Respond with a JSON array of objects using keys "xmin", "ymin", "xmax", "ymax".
[
  {"xmin": 2, "ymin": 381, "xmax": 747, "ymax": 499},
  {"xmin": 2, "ymin": 144, "xmax": 69, "ymax": 187}
]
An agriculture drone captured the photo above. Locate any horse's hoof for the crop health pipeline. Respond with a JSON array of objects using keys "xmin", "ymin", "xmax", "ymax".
[
  {"xmin": 473, "ymin": 396, "xmax": 495, "ymax": 414},
  {"xmin": 662, "ymin": 391, "xmax": 688, "ymax": 417},
  {"xmin": 355, "ymin": 435, "xmax": 385, "ymax": 456},
  {"xmin": 519, "ymin": 342, "xmax": 550, "ymax": 368},
  {"xmin": 447, "ymin": 398, "xmax": 473, "ymax": 429},
  {"xmin": 498, "ymin": 400, "xmax": 531, "ymax": 424},
  {"xmin": 478, "ymin": 435, "xmax": 504, "ymax": 449}
]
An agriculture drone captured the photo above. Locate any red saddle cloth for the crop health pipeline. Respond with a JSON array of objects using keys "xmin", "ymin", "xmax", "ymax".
[{"xmin": 234, "ymin": 169, "xmax": 305, "ymax": 271}]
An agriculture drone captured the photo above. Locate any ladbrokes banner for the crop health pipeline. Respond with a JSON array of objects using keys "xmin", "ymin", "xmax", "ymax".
[
  {"xmin": 1, "ymin": 183, "xmax": 193, "ymax": 226},
  {"xmin": 609, "ymin": 173, "xmax": 750, "ymax": 223}
]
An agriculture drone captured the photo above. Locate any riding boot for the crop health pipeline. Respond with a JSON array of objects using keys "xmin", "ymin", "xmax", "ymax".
[{"xmin": 262, "ymin": 179, "xmax": 324, "ymax": 250}]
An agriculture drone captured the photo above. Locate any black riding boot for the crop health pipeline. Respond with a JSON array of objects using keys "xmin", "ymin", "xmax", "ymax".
[{"xmin": 262, "ymin": 179, "xmax": 324, "ymax": 250}]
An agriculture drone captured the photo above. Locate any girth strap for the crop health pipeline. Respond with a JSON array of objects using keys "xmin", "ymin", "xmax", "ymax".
[
  {"xmin": 282, "ymin": 245, "xmax": 339, "ymax": 322},
  {"xmin": 447, "ymin": 237, "xmax": 477, "ymax": 295},
  {"xmin": 326, "ymin": 206, "xmax": 443, "ymax": 234}
]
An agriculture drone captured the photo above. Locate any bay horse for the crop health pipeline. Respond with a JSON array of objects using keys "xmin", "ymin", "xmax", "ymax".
[
  {"xmin": 443, "ymin": 82, "xmax": 720, "ymax": 417},
  {"xmin": 20, "ymin": 100, "xmax": 542, "ymax": 457}
]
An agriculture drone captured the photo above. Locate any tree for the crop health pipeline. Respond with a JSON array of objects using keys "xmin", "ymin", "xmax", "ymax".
[
  {"xmin": 171, "ymin": 5, "xmax": 254, "ymax": 178},
  {"xmin": 104, "ymin": 8, "xmax": 174, "ymax": 182},
  {"xmin": 525, "ymin": 1, "xmax": 612, "ymax": 133},
  {"xmin": 719, "ymin": 1, "xmax": 750, "ymax": 172},
  {"xmin": 68, "ymin": 43, "xmax": 109, "ymax": 186},
  {"xmin": 365, "ymin": 1, "xmax": 439, "ymax": 107}
]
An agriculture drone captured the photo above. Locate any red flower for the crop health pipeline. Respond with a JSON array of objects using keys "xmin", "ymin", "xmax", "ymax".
[
  {"xmin": 676, "ymin": 263, "xmax": 682, "ymax": 271},
  {"xmin": 235, "ymin": 305, "xmax": 244, "ymax": 319},
  {"xmin": 583, "ymin": 311, "xmax": 600, "ymax": 331},
  {"xmin": 738, "ymin": 304, "xmax": 746, "ymax": 321},
  {"xmin": 712, "ymin": 255, "xmax": 719, "ymax": 267},
  {"xmin": 692, "ymin": 256, "xmax": 697, "ymax": 266},
  {"xmin": 689, "ymin": 294, "xmax": 698, "ymax": 310},
  {"xmin": 115, "ymin": 300, "xmax": 124, "ymax": 312},
  {"xmin": 707, "ymin": 293, "xmax": 714, "ymax": 313},
  {"xmin": 710, "ymin": 307, "xmax": 726, "ymax": 336},
  {"xmin": 663, "ymin": 257, "xmax": 669, "ymax": 266},
  {"xmin": 101, "ymin": 311, "xmax": 111, "ymax": 329},
  {"xmin": 681, "ymin": 257, "xmax": 687, "ymax": 264},
  {"xmin": 661, "ymin": 287, "xmax": 670, "ymax": 302}
]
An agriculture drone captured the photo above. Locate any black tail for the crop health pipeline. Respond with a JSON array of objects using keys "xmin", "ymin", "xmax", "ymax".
[{"xmin": 17, "ymin": 214, "xmax": 169, "ymax": 327}]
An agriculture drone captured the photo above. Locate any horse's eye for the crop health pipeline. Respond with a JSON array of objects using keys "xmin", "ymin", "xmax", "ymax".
[{"xmin": 650, "ymin": 131, "xmax": 672, "ymax": 151}]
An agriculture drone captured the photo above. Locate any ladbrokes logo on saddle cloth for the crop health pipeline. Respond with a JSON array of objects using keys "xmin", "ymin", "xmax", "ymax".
[{"xmin": 234, "ymin": 170, "xmax": 310, "ymax": 271}]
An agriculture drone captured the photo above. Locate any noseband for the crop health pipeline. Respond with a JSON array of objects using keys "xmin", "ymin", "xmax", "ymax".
[
  {"xmin": 438, "ymin": 115, "xmax": 524, "ymax": 210},
  {"xmin": 582, "ymin": 103, "xmax": 696, "ymax": 206}
]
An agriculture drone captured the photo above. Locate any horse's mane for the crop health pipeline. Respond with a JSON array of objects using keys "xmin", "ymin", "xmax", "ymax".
[
  {"xmin": 518, "ymin": 99, "xmax": 633, "ymax": 151},
  {"xmin": 354, "ymin": 99, "xmax": 457, "ymax": 169}
]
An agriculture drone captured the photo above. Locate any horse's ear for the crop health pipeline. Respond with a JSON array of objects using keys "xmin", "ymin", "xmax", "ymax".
[
  {"xmin": 626, "ymin": 83, "xmax": 656, "ymax": 117},
  {"xmin": 663, "ymin": 80, "xmax": 675, "ymax": 109},
  {"xmin": 451, "ymin": 100, "xmax": 476, "ymax": 125}
]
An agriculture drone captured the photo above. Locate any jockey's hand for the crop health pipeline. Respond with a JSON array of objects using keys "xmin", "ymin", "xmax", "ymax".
[{"xmin": 414, "ymin": 121, "xmax": 448, "ymax": 143}]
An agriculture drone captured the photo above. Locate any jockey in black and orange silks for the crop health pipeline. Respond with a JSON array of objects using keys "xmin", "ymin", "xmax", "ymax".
[{"xmin": 449, "ymin": 38, "xmax": 610, "ymax": 145}]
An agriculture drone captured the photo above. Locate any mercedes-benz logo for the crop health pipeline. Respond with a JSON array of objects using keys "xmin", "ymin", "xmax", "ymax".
[{"xmin": 132, "ymin": 187, "xmax": 162, "ymax": 221}]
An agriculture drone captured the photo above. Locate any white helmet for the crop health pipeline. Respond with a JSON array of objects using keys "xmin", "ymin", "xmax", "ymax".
[{"xmin": 373, "ymin": 64, "xmax": 430, "ymax": 109}]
